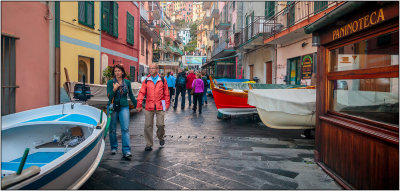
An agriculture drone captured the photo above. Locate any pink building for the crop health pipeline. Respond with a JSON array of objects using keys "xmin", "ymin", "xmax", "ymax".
[
  {"xmin": 1, "ymin": 2, "xmax": 54, "ymax": 114},
  {"xmin": 101, "ymin": 2, "xmax": 140, "ymax": 82}
]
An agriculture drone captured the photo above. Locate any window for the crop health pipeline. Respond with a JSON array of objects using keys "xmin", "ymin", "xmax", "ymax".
[
  {"xmin": 314, "ymin": 1, "xmax": 328, "ymax": 14},
  {"xmin": 287, "ymin": 1, "xmax": 295, "ymax": 27},
  {"xmin": 126, "ymin": 12, "xmax": 134, "ymax": 45},
  {"xmin": 328, "ymin": 31, "xmax": 399, "ymax": 126},
  {"xmin": 265, "ymin": 1, "xmax": 275, "ymax": 19},
  {"xmin": 78, "ymin": 1, "xmax": 94, "ymax": 28},
  {"xmin": 102, "ymin": 2, "xmax": 118, "ymax": 37}
]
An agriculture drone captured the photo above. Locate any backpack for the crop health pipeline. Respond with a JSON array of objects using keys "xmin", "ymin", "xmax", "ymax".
[
  {"xmin": 145, "ymin": 76, "xmax": 166, "ymax": 96},
  {"xmin": 177, "ymin": 75, "xmax": 186, "ymax": 86},
  {"xmin": 201, "ymin": 76, "xmax": 208, "ymax": 87}
]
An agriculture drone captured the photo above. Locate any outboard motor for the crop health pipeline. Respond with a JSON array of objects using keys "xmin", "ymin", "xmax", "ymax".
[
  {"xmin": 253, "ymin": 77, "xmax": 260, "ymax": 83},
  {"xmin": 73, "ymin": 75, "xmax": 92, "ymax": 102}
]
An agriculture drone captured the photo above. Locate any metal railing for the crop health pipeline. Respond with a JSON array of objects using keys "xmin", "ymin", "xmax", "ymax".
[
  {"xmin": 235, "ymin": 1, "xmax": 340, "ymax": 47},
  {"xmin": 211, "ymin": 32, "xmax": 235, "ymax": 58}
]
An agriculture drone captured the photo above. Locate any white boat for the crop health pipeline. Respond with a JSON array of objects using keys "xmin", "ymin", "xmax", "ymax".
[
  {"xmin": 248, "ymin": 89, "xmax": 316, "ymax": 129},
  {"xmin": 1, "ymin": 103, "xmax": 107, "ymax": 189},
  {"xmin": 64, "ymin": 81, "xmax": 141, "ymax": 109}
]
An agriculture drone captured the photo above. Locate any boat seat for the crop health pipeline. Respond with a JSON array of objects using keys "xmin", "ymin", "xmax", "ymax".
[{"xmin": 1, "ymin": 152, "xmax": 64, "ymax": 172}]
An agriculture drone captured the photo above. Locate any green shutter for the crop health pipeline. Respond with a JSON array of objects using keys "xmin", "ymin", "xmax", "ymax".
[
  {"xmin": 127, "ymin": 13, "xmax": 134, "ymax": 45},
  {"xmin": 113, "ymin": 2, "xmax": 119, "ymax": 37},
  {"xmin": 102, "ymin": 2, "xmax": 110, "ymax": 32},
  {"xmin": 78, "ymin": 2, "xmax": 85, "ymax": 23},
  {"xmin": 131, "ymin": 16, "xmax": 135, "ymax": 44},
  {"xmin": 86, "ymin": 1, "xmax": 94, "ymax": 28}
]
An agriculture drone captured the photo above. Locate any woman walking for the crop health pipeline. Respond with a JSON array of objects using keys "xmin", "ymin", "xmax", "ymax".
[
  {"xmin": 107, "ymin": 64, "xmax": 137, "ymax": 159},
  {"xmin": 192, "ymin": 73, "xmax": 204, "ymax": 114}
]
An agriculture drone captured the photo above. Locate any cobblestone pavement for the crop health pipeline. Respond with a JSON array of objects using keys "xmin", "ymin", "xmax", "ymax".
[{"xmin": 81, "ymin": 96, "xmax": 341, "ymax": 190}]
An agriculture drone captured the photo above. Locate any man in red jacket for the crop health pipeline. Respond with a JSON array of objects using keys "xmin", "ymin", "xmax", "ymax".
[
  {"xmin": 186, "ymin": 70, "xmax": 196, "ymax": 107},
  {"xmin": 137, "ymin": 64, "xmax": 170, "ymax": 151}
]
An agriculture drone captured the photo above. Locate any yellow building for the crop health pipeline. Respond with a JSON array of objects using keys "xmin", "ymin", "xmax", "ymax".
[{"xmin": 60, "ymin": 2, "xmax": 101, "ymax": 86}]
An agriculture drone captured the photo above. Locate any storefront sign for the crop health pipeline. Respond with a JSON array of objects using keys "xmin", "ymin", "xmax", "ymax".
[
  {"xmin": 302, "ymin": 55, "xmax": 313, "ymax": 79},
  {"xmin": 332, "ymin": 8, "xmax": 385, "ymax": 40}
]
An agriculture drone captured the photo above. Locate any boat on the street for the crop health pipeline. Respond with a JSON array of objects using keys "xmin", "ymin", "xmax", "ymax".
[
  {"xmin": 210, "ymin": 76, "xmax": 257, "ymax": 116},
  {"xmin": 248, "ymin": 89, "xmax": 316, "ymax": 129},
  {"xmin": 1, "ymin": 103, "xmax": 107, "ymax": 190},
  {"xmin": 210, "ymin": 76, "xmax": 306, "ymax": 116}
]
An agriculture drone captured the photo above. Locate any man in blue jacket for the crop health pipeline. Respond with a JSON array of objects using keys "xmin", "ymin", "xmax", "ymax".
[{"xmin": 166, "ymin": 72, "xmax": 176, "ymax": 102}]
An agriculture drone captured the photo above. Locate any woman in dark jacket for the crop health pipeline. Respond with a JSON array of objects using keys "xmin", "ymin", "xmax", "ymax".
[{"xmin": 107, "ymin": 64, "xmax": 137, "ymax": 159}]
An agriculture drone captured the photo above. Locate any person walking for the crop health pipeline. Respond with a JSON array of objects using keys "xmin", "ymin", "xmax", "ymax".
[
  {"xmin": 201, "ymin": 70, "xmax": 209, "ymax": 105},
  {"xmin": 173, "ymin": 68, "xmax": 187, "ymax": 110},
  {"xmin": 192, "ymin": 73, "xmax": 204, "ymax": 114},
  {"xmin": 136, "ymin": 64, "xmax": 170, "ymax": 151},
  {"xmin": 186, "ymin": 70, "xmax": 196, "ymax": 108},
  {"xmin": 107, "ymin": 64, "xmax": 137, "ymax": 159},
  {"xmin": 166, "ymin": 72, "xmax": 176, "ymax": 102}
]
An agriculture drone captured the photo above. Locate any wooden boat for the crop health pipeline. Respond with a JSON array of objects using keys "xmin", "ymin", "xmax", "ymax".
[
  {"xmin": 210, "ymin": 76, "xmax": 307, "ymax": 116},
  {"xmin": 1, "ymin": 103, "xmax": 107, "ymax": 189},
  {"xmin": 210, "ymin": 76, "xmax": 257, "ymax": 116},
  {"xmin": 248, "ymin": 89, "xmax": 316, "ymax": 129}
]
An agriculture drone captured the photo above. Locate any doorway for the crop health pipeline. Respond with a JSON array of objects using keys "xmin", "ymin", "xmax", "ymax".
[
  {"xmin": 249, "ymin": 65, "xmax": 254, "ymax": 80},
  {"xmin": 287, "ymin": 57, "xmax": 301, "ymax": 85},
  {"xmin": 265, "ymin": 61, "xmax": 272, "ymax": 84}
]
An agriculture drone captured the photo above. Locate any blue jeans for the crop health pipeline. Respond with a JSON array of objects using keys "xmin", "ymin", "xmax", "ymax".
[
  {"xmin": 108, "ymin": 106, "xmax": 131, "ymax": 155},
  {"xmin": 202, "ymin": 86, "xmax": 208, "ymax": 104},
  {"xmin": 187, "ymin": 88, "xmax": 192, "ymax": 105},
  {"xmin": 174, "ymin": 86, "xmax": 186, "ymax": 109}
]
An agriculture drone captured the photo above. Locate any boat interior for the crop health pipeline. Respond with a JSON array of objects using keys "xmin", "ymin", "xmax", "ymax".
[{"xmin": 1, "ymin": 123, "xmax": 93, "ymax": 177}]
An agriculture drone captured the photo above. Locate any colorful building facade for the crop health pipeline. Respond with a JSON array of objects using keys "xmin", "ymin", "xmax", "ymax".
[
  {"xmin": 1, "ymin": 2, "xmax": 54, "ymax": 114},
  {"xmin": 60, "ymin": 1, "xmax": 101, "ymax": 86},
  {"xmin": 100, "ymin": 1, "xmax": 140, "ymax": 82}
]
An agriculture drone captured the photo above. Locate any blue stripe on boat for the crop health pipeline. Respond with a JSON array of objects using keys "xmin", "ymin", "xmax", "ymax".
[
  {"xmin": 21, "ymin": 135, "xmax": 102, "ymax": 189},
  {"xmin": 22, "ymin": 114, "xmax": 66, "ymax": 123},
  {"xmin": 2, "ymin": 162, "xmax": 47, "ymax": 172},
  {"xmin": 58, "ymin": 114, "xmax": 97, "ymax": 126},
  {"xmin": 11, "ymin": 152, "xmax": 64, "ymax": 163}
]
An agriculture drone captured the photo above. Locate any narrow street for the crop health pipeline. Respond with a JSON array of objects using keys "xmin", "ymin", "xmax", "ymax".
[{"xmin": 81, "ymin": 96, "xmax": 340, "ymax": 190}]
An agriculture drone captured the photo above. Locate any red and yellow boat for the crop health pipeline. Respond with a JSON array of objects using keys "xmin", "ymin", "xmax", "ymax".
[{"xmin": 209, "ymin": 76, "xmax": 257, "ymax": 116}]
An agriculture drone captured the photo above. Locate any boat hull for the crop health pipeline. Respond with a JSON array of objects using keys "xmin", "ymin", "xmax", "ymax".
[
  {"xmin": 218, "ymin": 108, "xmax": 257, "ymax": 116},
  {"xmin": 2, "ymin": 103, "xmax": 106, "ymax": 190},
  {"xmin": 257, "ymin": 108, "xmax": 315, "ymax": 129},
  {"xmin": 212, "ymin": 88, "xmax": 255, "ymax": 109}
]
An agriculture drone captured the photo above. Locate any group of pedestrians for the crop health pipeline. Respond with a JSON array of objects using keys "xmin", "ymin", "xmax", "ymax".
[
  {"xmin": 172, "ymin": 69, "xmax": 209, "ymax": 113},
  {"xmin": 106, "ymin": 64, "xmax": 209, "ymax": 159}
]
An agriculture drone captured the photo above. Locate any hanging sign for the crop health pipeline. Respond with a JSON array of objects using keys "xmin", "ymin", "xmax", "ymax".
[{"xmin": 302, "ymin": 55, "xmax": 313, "ymax": 79}]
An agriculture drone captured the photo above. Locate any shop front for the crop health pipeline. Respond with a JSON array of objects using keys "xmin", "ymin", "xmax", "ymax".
[{"xmin": 305, "ymin": 2, "xmax": 398, "ymax": 189}]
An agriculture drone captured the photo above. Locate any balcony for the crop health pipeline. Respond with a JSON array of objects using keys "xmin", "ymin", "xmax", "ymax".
[
  {"xmin": 203, "ymin": 11, "xmax": 212, "ymax": 25},
  {"xmin": 210, "ymin": 30, "xmax": 218, "ymax": 41},
  {"xmin": 216, "ymin": 5, "xmax": 231, "ymax": 30},
  {"xmin": 140, "ymin": 4, "xmax": 149, "ymax": 21},
  {"xmin": 212, "ymin": 33, "xmax": 235, "ymax": 59},
  {"xmin": 263, "ymin": 1, "xmax": 339, "ymax": 44},
  {"xmin": 155, "ymin": 60, "xmax": 180, "ymax": 66},
  {"xmin": 140, "ymin": 16, "xmax": 159, "ymax": 40},
  {"xmin": 211, "ymin": 3, "xmax": 219, "ymax": 19},
  {"xmin": 203, "ymin": 2, "xmax": 211, "ymax": 10}
]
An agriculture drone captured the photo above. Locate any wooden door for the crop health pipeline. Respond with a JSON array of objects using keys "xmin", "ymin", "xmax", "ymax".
[
  {"xmin": 249, "ymin": 65, "xmax": 254, "ymax": 80},
  {"xmin": 266, "ymin": 61, "xmax": 272, "ymax": 84}
]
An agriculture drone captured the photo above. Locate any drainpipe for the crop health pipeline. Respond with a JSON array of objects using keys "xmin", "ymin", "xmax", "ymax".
[
  {"xmin": 55, "ymin": 1, "xmax": 60, "ymax": 104},
  {"xmin": 274, "ymin": 44, "xmax": 277, "ymax": 84}
]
